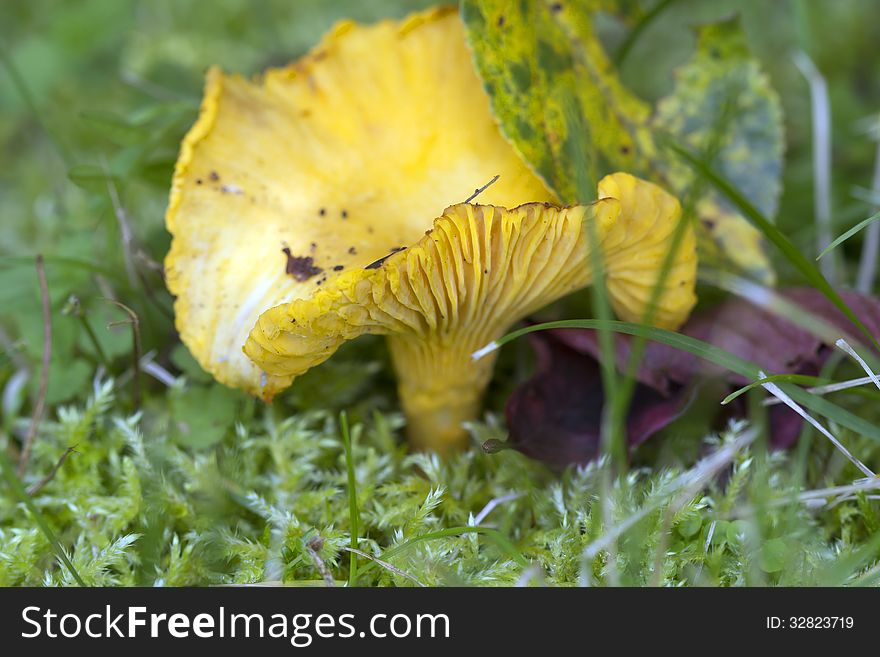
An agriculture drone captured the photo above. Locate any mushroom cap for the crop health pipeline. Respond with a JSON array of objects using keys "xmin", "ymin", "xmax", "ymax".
[{"xmin": 164, "ymin": 6, "xmax": 554, "ymax": 395}]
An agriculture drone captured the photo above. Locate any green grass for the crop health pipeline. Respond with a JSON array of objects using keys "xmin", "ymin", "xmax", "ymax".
[{"xmin": 2, "ymin": 0, "xmax": 880, "ymax": 587}]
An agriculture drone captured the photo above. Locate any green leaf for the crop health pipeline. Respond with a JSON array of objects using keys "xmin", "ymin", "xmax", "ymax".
[{"xmin": 653, "ymin": 17, "xmax": 783, "ymax": 284}]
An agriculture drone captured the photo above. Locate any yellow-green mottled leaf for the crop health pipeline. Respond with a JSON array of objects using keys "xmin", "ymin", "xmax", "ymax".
[
  {"xmin": 653, "ymin": 17, "xmax": 783, "ymax": 284},
  {"xmin": 460, "ymin": 0, "xmax": 654, "ymax": 202},
  {"xmin": 462, "ymin": 4, "xmax": 784, "ymax": 283}
]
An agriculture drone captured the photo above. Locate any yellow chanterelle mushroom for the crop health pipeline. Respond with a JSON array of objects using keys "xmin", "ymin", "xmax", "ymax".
[{"xmin": 165, "ymin": 7, "xmax": 698, "ymax": 454}]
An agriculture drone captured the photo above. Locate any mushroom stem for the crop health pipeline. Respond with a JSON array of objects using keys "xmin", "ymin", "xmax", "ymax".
[{"xmin": 389, "ymin": 335, "xmax": 499, "ymax": 453}]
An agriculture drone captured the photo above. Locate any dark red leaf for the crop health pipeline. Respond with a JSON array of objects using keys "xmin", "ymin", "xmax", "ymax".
[
  {"xmin": 504, "ymin": 331, "xmax": 690, "ymax": 468},
  {"xmin": 505, "ymin": 288, "xmax": 880, "ymax": 466}
]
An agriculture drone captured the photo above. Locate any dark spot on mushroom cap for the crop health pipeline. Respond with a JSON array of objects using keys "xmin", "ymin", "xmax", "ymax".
[
  {"xmin": 282, "ymin": 247, "xmax": 323, "ymax": 282},
  {"xmin": 620, "ymin": 145, "xmax": 630, "ymax": 155},
  {"xmin": 196, "ymin": 179, "xmax": 203, "ymax": 185},
  {"xmin": 209, "ymin": 171, "xmax": 220, "ymax": 181},
  {"xmin": 497, "ymin": 15, "xmax": 505, "ymax": 27},
  {"xmin": 341, "ymin": 209, "xmax": 348, "ymax": 219},
  {"xmin": 550, "ymin": 2, "xmax": 563, "ymax": 12},
  {"xmin": 319, "ymin": 208, "xmax": 326, "ymax": 216},
  {"xmin": 348, "ymin": 246, "xmax": 357, "ymax": 255},
  {"xmin": 333, "ymin": 265, "xmax": 344, "ymax": 271}
]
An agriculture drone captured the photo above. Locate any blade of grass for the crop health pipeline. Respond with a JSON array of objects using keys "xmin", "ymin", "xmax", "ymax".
[
  {"xmin": 607, "ymin": 89, "xmax": 734, "ymax": 506},
  {"xmin": 564, "ymin": 98, "xmax": 621, "ymax": 466},
  {"xmin": 339, "ymin": 411, "xmax": 359, "ymax": 587},
  {"xmin": 722, "ymin": 374, "xmax": 827, "ymax": 405},
  {"xmin": 856, "ymin": 125, "xmax": 880, "ymax": 292},
  {"xmin": 817, "ymin": 210, "xmax": 880, "ymax": 260},
  {"xmin": 668, "ymin": 141, "xmax": 880, "ymax": 352},
  {"xmin": 0, "ymin": 446, "xmax": 85, "ymax": 586},
  {"xmin": 476, "ymin": 319, "xmax": 880, "ymax": 442},
  {"xmin": 565, "ymin": 96, "xmax": 623, "ymax": 585},
  {"xmin": 793, "ymin": 51, "xmax": 836, "ymax": 283}
]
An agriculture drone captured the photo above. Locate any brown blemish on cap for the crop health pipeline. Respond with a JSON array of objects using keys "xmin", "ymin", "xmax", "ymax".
[{"xmin": 282, "ymin": 247, "xmax": 323, "ymax": 281}]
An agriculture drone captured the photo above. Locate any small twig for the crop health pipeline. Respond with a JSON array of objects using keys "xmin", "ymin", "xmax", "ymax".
[
  {"xmin": 27, "ymin": 445, "xmax": 77, "ymax": 496},
  {"xmin": 63, "ymin": 295, "xmax": 109, "ymax": 366},
  {"xmin": 304, "ymin": 537, "xmax": 335, "ymax": 587},
  {"xmin": 340, "ymin": 547, "xmax": 425, "ymax": 587},
  {"xmin": 464, "ymin": 174, "xmax": 500, "ymax": 204},
  {"xmin": 18, "ymin": 255, "xmax": 52, "ymax": 477},
  {"xmin": 104, "ymin": 299, "xmax": 142, "ymax": 411}
]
